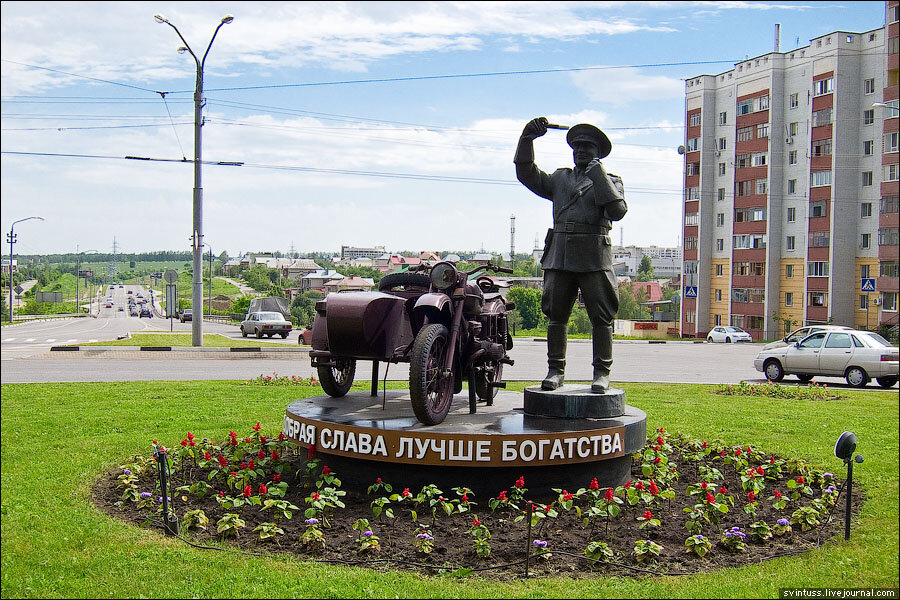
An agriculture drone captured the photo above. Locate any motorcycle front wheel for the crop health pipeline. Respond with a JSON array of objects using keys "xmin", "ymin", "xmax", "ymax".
[
  {"xmin": 474, "ymin": 361, "xmax": 503, "ymax": 401},
  {"xmin": 409, "ymin": 323, "xmax": 453, "ymax": 425},
  {"xmin": 317, "ymin": 358, "xmax": 356, "ymax": 397}
]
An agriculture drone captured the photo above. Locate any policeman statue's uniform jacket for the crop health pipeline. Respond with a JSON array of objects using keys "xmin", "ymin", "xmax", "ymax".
[{"xmin": 514, "ymin": 139, "xmax": 627, "ymax": 272}]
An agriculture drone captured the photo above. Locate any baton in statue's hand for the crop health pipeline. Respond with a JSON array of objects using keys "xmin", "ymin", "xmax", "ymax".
[{"xmin": 546, "ymin": 123, "xmax": 570, "ymax": 130}]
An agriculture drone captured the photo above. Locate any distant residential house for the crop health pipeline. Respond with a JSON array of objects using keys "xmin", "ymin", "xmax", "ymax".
[
  {"xmin": 470, "ymin": 253, "xmax": 495, "ymax": 265},
  {"xmin": 301, "ymin": 269, "xmax": 344, "ymax": 292},
  {"xmin": 282, "ymin": 258, "xmax": 323, "ymax": 280},
  {"xmin": 442, "ymin": 253, "xmax": 462, "ymax": 263},
  {"xmin": 419, "ymin": 251, "xmax": 441, "ymax": 264},
  {"xmin": 631, "ymin": 281, "xmax": 664, "ymax": 303},
  {"xmin": 1, "ymin": 258, "xmax": 17, "ymax": 274},
  {"xmin": 377, "ymin": 254, "xmax": 421, "ymax": 274},
  {"xmin": 324, "ymin": 276, "xmax": 375, "ymax": 293}
]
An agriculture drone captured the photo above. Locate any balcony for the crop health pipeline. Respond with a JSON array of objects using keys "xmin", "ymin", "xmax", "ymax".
[{"xmin": 806, "ymin": 305, "xmax": 828, "ymax": 322}]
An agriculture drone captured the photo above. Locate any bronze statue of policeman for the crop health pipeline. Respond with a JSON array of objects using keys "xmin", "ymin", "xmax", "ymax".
[{"xmin": 514, "ymin": 117, "xmax": 627, "ymax": 393}]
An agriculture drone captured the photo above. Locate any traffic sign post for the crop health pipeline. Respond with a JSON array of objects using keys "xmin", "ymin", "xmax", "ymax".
[
  {"xmin": 166, "ymin": 284, "xmax": 177, "ymax": 331},
  {"xmin": 684, "ymin": 286, "xmax": 698, "ymax": 299},
  {"xmin": 861, "ymin": 279, "xmax": 876, "ymax": 330}
]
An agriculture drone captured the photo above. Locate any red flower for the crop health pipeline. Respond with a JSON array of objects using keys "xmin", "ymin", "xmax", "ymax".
[
  {"xmin": 746, "ymin": 446, "xmax": 752, "ymax": 453},
  {"xmin": 604, "ymin": 488, "xmax": 614, "ymax": 501},
  {"xmin": 204, "ymin": 451, "xmax": 212, "ymax": 461},
  {"xmin": 774, "ymin": 490, "xmax": 782, "ymax": 498},
  {"xmin": 770, "ymin": 456, "xmax": 776, "ymax": 464},
  {"xmin": 796, "ymin": 476, "xmax": 805, "ymax": 484},
  {"xmin": 258, "ymin": 449, "xmax": 266, "ymax": 460},
  {"xmin": 624, "ymin": 481, "xmax": 632, "ymax": 489},
  {"xmin": 230, "ymin": 471, "xmax": 238, "ymax": 478},
  {"xmin": 243, "ymin": 485, "xmax": 252, "ymax": 498},
  {"xmin": 657, "ymin": 435, "xmax": 664, "ymax": 445},
  {"xmin": 734, "ymin": 448, "xmax": 742, "ymax": 456},
  {"xmin": 589, "ymin": 477, "xmax": 599, "ymax": 491},
  {"xmin": 181, "ymin": 439, "xmax": 188, "ymax": 447},
  {"xmin": 635, "ymin": 481, "xmax": 645, "ymax": 491},
  {"xmin": 278, "ymin": 432, "xmax": 285, "ymax": 441},
  {"xmin": 719, "ymin": 486, "xmax": 728, "ymax": 494},
  {"xmin": 462, "ymin": 494, "xmax": 469, "ymax": 503},
  {"xmin": 230, "ymin": 437, "xmax": 238, "ymax": 447},
  {"xmin": 228, "ymin": 431, "xmax": 236, "ymax": 438},
  {"xmin": 653, "ymin": 445, "xmax": 660, "ymax": 452},
  {"xmin": 271, "ymin": 450, "xmax": 279, "ymax": 460},
  {"xmin": 756, "ymin": 466, "xmax": 765, "ymax": 476},
  {"xmin": 259, "ymin": 484, "xmax": 268, "ymax": 495},
  {"xmin": 642, "ymin": 510, "xmax": 653, "ymax": 520},
  {"xmin": 260, "ymin": 436, "xmax": 267, "ymax": 444},
  {"xmin": 701, "ymin": 482, "xmax": 708, "ymax": 490},
  {"xmin": 244, "ymin": 437, "xmax": 251, "ymax": 444},
  {"xmin": 747, "ymin": 491, "xmax": 755, "ymax": 503},
  {"xmin": 312, "ymin": 492, "xmax": 320, "ymax": 500},
  {"xmin": 219, "ymin": 491, "xmax": 225, "ymax": 498},
  {"xmin": 649, "ymin": 481, "xmax": 660, "ymax": 496},
  {"xmin": 720, "ymin": 449, "xmax": 726, "ymax": 457},
  {"xmin": 240, "ymin": 462, "xmax": 247, "ymax": 470},
  {"xmin": 273, "ymin": 473, "xmax": 281, "ymax": 483},
  {"xmin": 252, "ymin": 422, "xmax": 261, "ymax": 431},
  {"xmin": 705, "ymin": 492, "xmax": 716, "ymax": 504},
  {"xmin": 307, "ymin": 444, "xmax": 315, "ymax": 459},
  {"xmin": 562, "ymin": 490, "xmax": 573, "ymax": 502},
  {"xmin": 187, "ymin": 432, "xmax": 194, "ymax": 441},
  {"xmin": 497, "ymin": 490, "xmax": 507, "ymax": 501},
  {"xmin": 701, "ymin": 441, "xmax": 708, "ymax": 449},
  {"xmin": 376, "ymin": 477, "xmax": 382, "ymax": 483},
  {"xmin": 322, "ymin": 465, "xmax": 331, "ymax": 476},
  {"xmin": 189, "ymin": 440, "xmax": 196, "ymax": 447},
  {"xmin": 472, "ymin": 518, "xmax": 481, "ymax": 526},
  {"xmin": 248, "ymin": 460, "xmax": 255, "ymax": 470},
  {"xmin": 515, "ymin": 476, "xmax": 525, "ymax": 489},
  {"xmin": 402, "ymin": 488, "xmax": 411, "ymax": 498},
  {"xmin": 653, "ymin": 457, "xmax": 661, "ymax": 464}
]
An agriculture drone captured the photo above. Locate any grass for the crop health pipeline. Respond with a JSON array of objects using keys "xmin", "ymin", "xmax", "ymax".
[
  {"xmin": 73, "ymin": 333, "xmax": 293, "ymax": 348},
  {"xmin": 1, "ymin": 380, "xmax": 897, "ymax": 598}
]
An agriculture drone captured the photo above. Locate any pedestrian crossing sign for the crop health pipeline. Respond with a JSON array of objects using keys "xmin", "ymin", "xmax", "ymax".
[{"xmin": 861, "ymin": 278, "xmax": 876, "ymax": 292}]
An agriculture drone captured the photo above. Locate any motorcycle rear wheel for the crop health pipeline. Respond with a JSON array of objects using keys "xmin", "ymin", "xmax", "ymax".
[
  {"xmin": 317, "ymin": 358, "xmax": 356, "ymax": 398},
  {"xmin": 409, "ymin": 323, "xmax": 453, "ymax": 425},
  {"xmin": 474, "ymin": 361, "xmax": 503, "ymax": 401}
]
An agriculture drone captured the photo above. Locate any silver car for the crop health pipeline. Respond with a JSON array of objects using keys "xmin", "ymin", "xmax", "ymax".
[
  {"xmin": 707, "ymin": 326, "xmax": 753, "ymax": 343},
  {"xmin": 240, "ymin": 311, "xmax": 292, "ymax": 339},
  {"xmin": 762, "ymin": 325, "xmax": 853, "ymax": 351},
  {"xmin": 754, "ymin": 329, "xmax": 899, "ymax": 388}
]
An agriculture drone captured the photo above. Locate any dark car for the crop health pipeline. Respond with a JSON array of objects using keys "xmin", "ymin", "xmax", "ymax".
[
  {"xmin": 179, "ymin": 309, "xmax": 193, "ymax": 323},
  {"xmin": 240, "ymin": 311, "xmax": 292, "ymax": 338},
  {"xmin": 297, "ymin": 328, "xmax": 313, "ymax": 345},
  {"xmin": 139, "ymin": 307, "xmax": 152, "ymax": 318}
]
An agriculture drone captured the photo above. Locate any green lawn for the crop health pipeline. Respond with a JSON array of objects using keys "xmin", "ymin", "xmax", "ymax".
[
  {"xmin": 1, "ymin": 381, "xmax": 897, "ymax": 598},
  {"xmin": 74, "ymin": 333, "xmax": 291, "ymax": 348}
]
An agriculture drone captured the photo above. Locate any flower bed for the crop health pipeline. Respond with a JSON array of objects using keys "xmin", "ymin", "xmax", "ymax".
[{"xmin": 93, "ymin": 424, "xmax": 859, "ymax": 579}]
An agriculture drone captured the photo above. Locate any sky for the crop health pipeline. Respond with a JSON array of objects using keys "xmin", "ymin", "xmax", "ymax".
[{"xmin": 0, "ymin": 1, "xmax": 887, "ymax": 258}]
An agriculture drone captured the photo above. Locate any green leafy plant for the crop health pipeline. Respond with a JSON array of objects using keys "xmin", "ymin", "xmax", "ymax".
[
  {"xmin": 414, "ymin": 528, "xmax": 435, "ymax": 554},
  {"xmin": 181, "ymin": 509, "xmax": 209, "ymax": 532},
  {"xmin": 466, "ymin": 516, "xmax": 491, "ymax": 558},
  {"xmin": 352, "ymin": 518, "xmax": 380, "ymax": 553},
  {"xmin": 261, "ymin": 498, "xmax": 300, "ymax": 520},
  {"xmin": 790, "ymin": 506, "xmax": 822, "ymax": 531},
  {"xmin": 748, "ymin": 520, "xmax": 773, "ymax": 542},
  {"xmin": 531, "ymin": 539, "xmax": 552, "ymax": 561},
  {"xmin": 637, "ymin": 509, "xmax": 660, "ymax": 530},
  {"xmin": 721, "ymin": 526, "xmax": 747, "ymax": 552},
  {"xmin": 632, "ymin": 539, "xmax": 662, "ymax": 563},
  {"xmin": 300, "ymin": 517, "xmax": 325, "ymax": 550},
  {"xmin": 215, "ymin": 513, "xmax": 245, "ymax": 538},
  {"xmin": 584, "ymin": 540, "xmax": 614, "ymax": 566},
  {"xmin": 773, "ymin": 517, "xmax": 793, "ymax": 536},
  {"xmin": 715, "ymin": 380, "xmax": 845, "ymax": 401},
  {"xmin": 242, "ymin": 372, "xmax": 319, "ymax": 386},
  {"xmin": 684, "ymin": 534, "xmax": 712, "ymax": 557},
  {"xmin": 253, "ymin": 521, "xmax": 285, "ymax": 541}
]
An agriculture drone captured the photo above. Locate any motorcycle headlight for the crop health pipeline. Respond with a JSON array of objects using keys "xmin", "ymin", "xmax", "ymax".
[{"xmin": 430, "ymin": 262, "xmax": 457, "ymax": 290}]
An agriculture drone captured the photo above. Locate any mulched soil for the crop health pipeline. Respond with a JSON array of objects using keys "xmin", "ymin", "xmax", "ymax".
[{"xmin": 92, "ymin": 436, "xmax": 861, "ymax": 580}]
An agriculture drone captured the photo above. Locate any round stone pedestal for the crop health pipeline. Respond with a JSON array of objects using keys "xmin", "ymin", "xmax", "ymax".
[
  {"xmin": 284, "ymin": 389, "xmax": 646, "ymax": 500},
  {"xmin": 523, "ymin": 385, "xmax": 626, "ymax": 418}
]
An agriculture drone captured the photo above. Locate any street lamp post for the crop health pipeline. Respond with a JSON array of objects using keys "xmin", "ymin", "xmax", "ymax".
[
  {"xmin": 75, "ymin": 249, "xmax": 98, "ymax": 315},
  {"xmin": 155, "ymin": 13, "xmax": 233, "ymax": 346},
  {"xmin": 7, "ymin": 216, "xmax": 44, "ymax": 322}
]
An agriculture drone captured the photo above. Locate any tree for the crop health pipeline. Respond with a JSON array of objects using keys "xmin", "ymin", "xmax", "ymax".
[
  {"xmin": 636, "ymin": 256, "xmax": 654, "ymax": 282},
  {"xmin": 507, "ymin": 287, "xmax": 543, "ymax": 330},
  {"xmin": 291, "ymin": 291, "xmax": 324, "ymax": 328},
  {"xmin": 616, "ymin": 283, "xmax": 641, "ymax": 320},
  {"xmin": 568, "ymin": 306, "xmax": 591, "ymax": 335}
]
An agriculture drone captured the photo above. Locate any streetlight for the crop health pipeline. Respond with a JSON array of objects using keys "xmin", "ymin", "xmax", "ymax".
[
  {"xmin": 7, "ymin": 216, "xmax": 44, "ymax": 322},
  {"xmin": 75, "ymin": 249, "xmax": 98, "ymax": 315},
  {"xmin": 155, "ymin": 13, "xmax": 233, "ymax": 346}
]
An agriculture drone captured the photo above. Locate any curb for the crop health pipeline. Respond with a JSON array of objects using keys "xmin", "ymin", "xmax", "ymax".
[{"xmin": 50, "ymin": 345, "xmax": 309, "ymax": 353}]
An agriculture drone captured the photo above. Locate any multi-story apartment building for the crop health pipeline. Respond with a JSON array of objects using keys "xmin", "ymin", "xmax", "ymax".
[{"xmin": 680, "ymin": 1, "xmax": 899, "ymax": 341}]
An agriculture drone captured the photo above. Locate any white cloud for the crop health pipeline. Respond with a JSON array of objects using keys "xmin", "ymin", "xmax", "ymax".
[{"xmin": 569, "ymin": 66, "xmax": 684, "ymax": 106}]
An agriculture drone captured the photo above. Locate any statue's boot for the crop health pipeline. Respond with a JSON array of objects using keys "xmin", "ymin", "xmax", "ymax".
[
  {"xmin": 541, "ymin": 323, "xmax": 567, "ymax": 390},
  {"xmin": 591, "ymin": 324, "xmax": 613, "ymax": 393}
]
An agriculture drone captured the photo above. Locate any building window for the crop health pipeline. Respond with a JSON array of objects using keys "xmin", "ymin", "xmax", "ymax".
[
  {"xmin": 757, "ymin": 123, "xmax": 769, "ymax": 138},
  {"xmin": 736, "ymin": 180, "xmax": 753, "ymax": 196},
  {"xmin": 807, "ymin": 262, "xmax": 830, "ymax": 277},
  {"xmin": 689, "ymin": 113, "xmax": 701, "ymax": 127},
  {"xmin": 812, "ymin": 139, "xmax": 832, "ymax": 156},
  {"xmin": 685, "ymin": 311, "xmax": 696, "ymax": 323},
  {"xmin": 789, "ymin": 122, "xmax": 799, "ymax": 136},
  {"xmin": 810, "ymin": 200, "xmax": 827, "ymax": 217},
  {"xmin": 685, "ymin": 212, "xmax": 699, "ymax": 226},
  {"xmin": 861, "ymin": 202, "xmax": 873, "ymax": 218},
  {"xmin": 737, "ymin": 99, "xmax": 753, "ymax": 115},
  {"xmin": 753, "ymin": 152, "xmax": 768, "ymax": 167},
  {"xmin": 687, "ymin": 162, "xmax": 700, "ymax": 175},
  {"xmin": 756, "ymin": 179, "xmax": 768, "ymax": 195},
  {"xmin": 733, "ymin": 234, "xmax": 766, "ymax": 249},
  {"xmin": 788, "ymin": 179, "xmax": 797, "ymax": 194},
  {"xmin": 786, "ymin": 264, "xmax": 794, "ymax": 278},
  {"xmin": 715, "ymin": 289, "xmax": 722, "ymax": 302},
  {"xmin": 863, "ymin": 109, "xmax": 875, "ymax": 125},
  {"xmin": 716, "ymin": 212, "xmax": 725, "ymax": 226},
  {"xmin": 686, "ymin": 186, "xmax": 700, "ymax": 200},
  {"xmin": 717, "ymin": 188, "xmax": 726, "ymax": 202},
  {"xmin": 884, "ymin": 100, "xmax": 899, "ymax": 118},
  {"xmin": 891, "ymin": 36, "xmax": 900, "ymax": 55},
  {"xmin": 718, "ymin": 137, "xmax": 727, "ymax": 150},
  {"xmin": 884, "ymin": 164, "xmax": 900, "ymax": 182},
  {"xmin": 863, "ymin": 140, "xmax": 875, "ymax": 155},
  {"xmin": 716, "ymin": 238, "xmax": 724, "ymax": 251},
  {"xmin": 810, "ymin": 231, "xmax": 830, "ymax": 247},
  {"xmin": 861, "ymin": 233, "xmax": 871, "ymax": 249},
  {"xmin": 882, "ymin": 292, "xmax": 898, "ymax": 312},
  {"xmin": 864, "ymin": 78, "xmax": 876, "ymax": 94},
  {"xmin": 812, "ymin": 108, "xmax": 832, "ymax": 127},
  {"xmin": 686, "ymin": 137, "xmax": 700, "ymax": 151},
  {"xmin": 786, "ymin": 235, "xmax": 796, "ymax": 251},
  {"xmin": 810, "ymin": 171, "xmax": 832, "ymax": 187},
  {"xmin": 716, "ymin": 263, "xmax": 724, "ymax": 276},
  {"xmin": 861, "ymin": 264, "xmax": 870, "ymax": 279},
  {"xmin": 809, "ymin": 292, "xmax": 827, "ymax": 307},
  {"xmin": 758, "ymin": 95, "xmax": 769, "ymax": 110},
  {"xmin": 719, "ymin": 111, "xmax": 727, "ymax": 125},
  {"xmin": 891, "ymin": 4, "xmax": 900, "ymax": 22},
  {"xmin": 787, "ymin": 207, "xmax": 796, "ymax": 222},
  {"xmin": 736, "ymin": 127, "xmax": 753, "ymax": 142},
  {"xmin": 862, "ymin": 171, "xmax": 874, "ymax": 187},
  {"xmin": 813, "ymin": 78, "xmax": 834, "ymax": 96},
  {"xmin": 733, "ymin": 262, "xmax": 765, "ymax": 276},
  {"xmin": 736, "ymin": 153, "xmax": 752, "ymax": 168},
  {"xmin": 684, "ymin": 237, "xmax": 698, "ymax": 250},
  {"xmin": 881, "ymin": 260, "xmax": 899, "ymax": 278},
  {"xmin": 790, "ymin": 93, "xmax": 799, "ymax": 108},
  {"xmin": 789, "ymin": 150, "xmax": 798, "ymax": 165},
  {"xmin": 881, "ymin": 195, "xmax": 899, "ymax": 214},
  {"xmin": 860, "ymin": 295, "xmax": 869, "ymax": 310},
  {"xmin": 879, "ymin": 227, "xmax": 900, "ymax": 246},
  {"xmin": 731, "ymin": 314, "xmax": 744, "ymax": 328},
  {"xmin": 718, "ymin": 162, "xmax": 726, "ymax": 176},
  {"xmin": 886, "ymin": 132, "xmax": 899, "ymax": 153},
  {"xmin": 784, "ymin": 292, "xmax": 794, "ymax": 307}
]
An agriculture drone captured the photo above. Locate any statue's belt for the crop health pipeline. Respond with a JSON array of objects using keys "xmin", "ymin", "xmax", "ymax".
[{"xmin": 552, "ymin": 222, "xmax": 610, "ymax": 235}]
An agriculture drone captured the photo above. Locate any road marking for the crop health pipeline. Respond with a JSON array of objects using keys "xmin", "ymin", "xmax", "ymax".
[
  {"xmin": 25, "ymin": 338, "xmax": 35, "ymax": 342},
  {"xmin": 3, "ymin": 338, "xmax": 14, "ymax": 342},
  {"xmin": 65, "ymin": 339, "xmax": 78, "ymax": 343},
  {"xmin": 45, "ymin": 339, "xmax": 56, "ymax": 342},
  {"xmin": 88, "ymin": 339, "xmax": 98, "ymax": 343}
]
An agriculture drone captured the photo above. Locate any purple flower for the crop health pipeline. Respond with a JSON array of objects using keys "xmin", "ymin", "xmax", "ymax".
[
  {"xmin": 725, "ymin": 527, "xmax": 746, "ymax": 539},
  {"xmin": 696, "ymin": 535, "xmax": 705, "ymax": 540},
  {"xmin": 123, "ymin": 469, "xmax": 132, "ymax": 475},
  {"xmin": 364, "ymin": 531, "xmax": 373, "ymax": 537},
  {"xmin": 416, "ymin": 533, "xmax": 434, "ymax": 540},
  {"xmin": 823, "ymin": 472, "xmax": 834, "ymax": 479},
  {"xmin": 777, "ymin": 518, "xmax": 790, "ymax": 526},
  {"xmin": 533, "ymin": 540, "xmax": 547, "ymax": 547},
  {"xmin": 140, "ymin": 492, "xmax": 152, "ymax": 498},
  {"xmin": 157, "ymin": 496, "xmax": 171, "ymax": 503},
  {"xmin": 304, "ymin": 518, "xmax": 319, "ymax": 525},
  {"xmin": 825, "ymin": 485, "xmax": 836, "ymax": 494}
]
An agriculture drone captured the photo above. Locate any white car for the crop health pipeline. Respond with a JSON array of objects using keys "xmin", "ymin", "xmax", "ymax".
[
  {"xmin": 754, "ymin": 329, "xmax": 899, "ymax": 388},
  {"xmin": 762, "ymin": 325, "xmax": 853, "ymax": 351},
  {"xmin": 707, "ymin": 326, "xmax": 753, "ymax": 343}
]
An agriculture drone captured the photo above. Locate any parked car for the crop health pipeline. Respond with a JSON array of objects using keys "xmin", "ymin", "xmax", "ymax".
[
  {"xmin": 118, "ymin": 306, "xmax": 125, "ymax": 312},
  {"xmin": 179, "ymin": 309, "xmax": 193, "ymax": 323},
  {"xmin": 105, "ymin": 302, "xmax": 113, "ymax": 308},
  {"xmin": 241, "ymin": 311, "xmax": 292, "ymax": 338},
  {"xmin": 754, "ymin": 329, "xmax": 898, "ymax": 388},
  {"xmin": 762, "ymin": 325, "xmax": 853, "ymax": 351},
  {"xmin": 707, "ymin": 326, "xmax": 753, "ymax": 343},
  {"xmin": 297, "ymin": 328, "xmax": 313, "ymax": 345}
]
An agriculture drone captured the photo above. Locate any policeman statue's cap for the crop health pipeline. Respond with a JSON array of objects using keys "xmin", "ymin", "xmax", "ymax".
[{"xmin": 566, "ymin": 123, "xmax": 612, "ymax": 159}]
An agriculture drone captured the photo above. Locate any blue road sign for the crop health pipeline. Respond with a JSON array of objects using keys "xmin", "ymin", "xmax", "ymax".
[
  {"xmin": 685, "ymin": 286, "xmax": 698, "ymax": 298},
  {"xmin": 861, "ymin": 278, "xmax": 876, "ymax": 293}
]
